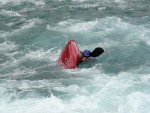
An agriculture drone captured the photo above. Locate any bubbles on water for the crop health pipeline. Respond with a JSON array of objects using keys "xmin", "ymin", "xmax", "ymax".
[
  {"xmin": 0, "ymin": 10, "xmax": 21, "ymax": 17},
  {"xmin": 119, "ymin": 92, "xmax": 150, "ymax": 113},
  {"xmin": 0, "ymin": 41, "xmax": 17, "ymax": 52},
  {"xmin": 0, "ymin": 18, "xmax": 43, "ymax": 38},
  {"xmin": 0, "ymin": 0, "xmax": 45, "ymax": 6},
  {"xmin": 0, "ymin": 0, "xmax": 150, "ymax": 113},
  {"xmin": 25, "ymin": 48, "xmax": 59, "ymax": 62},
  {"xmin": 0, "ymin": 47, "xmax": 60, "ymax": 80},
  {"xmin": 70, "ymin": 4, "xmax": 99, "ymax": 9},
  {"xmin": 47, "ymin": 19, "xmax": 98, "ymax": 33},
  {"xmin": 47, "ymin": 17, "xmax": 131, "ymax": 34}
]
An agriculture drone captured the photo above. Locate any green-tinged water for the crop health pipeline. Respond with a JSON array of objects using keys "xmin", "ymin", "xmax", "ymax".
[{"xmin": 0, "ymin": 0, "xmax": 150, "ymax": 113}]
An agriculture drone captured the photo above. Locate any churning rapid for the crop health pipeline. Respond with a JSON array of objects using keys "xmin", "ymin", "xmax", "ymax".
[{"xmin": 0, "ymin": 0, "xmax": 150, "ymax": 113}]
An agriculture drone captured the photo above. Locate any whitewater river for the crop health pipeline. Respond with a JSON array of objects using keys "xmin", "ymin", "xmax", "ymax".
[{"xmin": 0, "ymin": 0, "xmax": 150, "ymax": 113}]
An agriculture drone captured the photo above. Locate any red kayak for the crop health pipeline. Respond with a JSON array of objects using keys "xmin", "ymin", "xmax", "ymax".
[{"xmin": 58, "ymin": 40, "xmax": 81, "ymax": 69}]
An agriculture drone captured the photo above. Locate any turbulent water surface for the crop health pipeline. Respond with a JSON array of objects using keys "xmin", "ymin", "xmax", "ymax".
[{"xmin": 0, "ymin": 0, "xmax": 150, "ymax": 113}]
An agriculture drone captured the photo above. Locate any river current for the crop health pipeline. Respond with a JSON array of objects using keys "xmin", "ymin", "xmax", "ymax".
[{"xmin": 0, "ymin": 0, "xmax": 150, "ymax": 113}]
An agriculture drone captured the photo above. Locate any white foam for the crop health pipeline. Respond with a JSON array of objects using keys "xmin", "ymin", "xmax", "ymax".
[
  {"xmin": 10, "ymin": 67, "xmax": 36, "ymax": 79},
  {"xmin": 79, "ymin": 38, "xmax": 119, "ymax": 51},
  {"xmin": 64, "ymin": 65, "xmax": 101, "ymax": 76},
  {"xmin": 0, "ymin": 0, "xmax": 21, "ymax": 5},
  {"xmin": 19, "ymin": 8, "xmax": 35, "ymax": 13},
  {"xmin": 0, "ymin": 47, "xmax": 58, "ymax": 75},
  {"xmin": 0, "ymin": 96, "xmax": 68, "ymax": 113},
  {"xmin": 21, "ymin": 19, "xmax": 41, "ymax": 29},
  {"xmin": 141, "ymin": 74, "xmax": 150, "ymax": 82},
  {"xmin": 0, "ymin": 10, "xmax": 21, "ymax": 17},
  {"xmin": 0, "ymin": 69, "xmax": 150, "ymax": 113},
  {"xmin": 70, "ymin": 4, "xmax": 99, "ymax": 9},
  {"xmin": 0, "ymin": 0, "xmax": 45, "ymax": 6},
  {"xmin": 24, "ymin": 48, "xmax": 59, "ymax": 62},
  {"xmin": 114, "ymin": 0, "xmax": 127, "ymax": 9},
  {"xmin": 0, "ymin": 51, "xmax": 21, "ymax": 72},
  {"xmin": 1, "ymin": 18, "xmax": 42, "ymax": 38},
  {"xmin": 98, "ymin": 7, "xmax": 106, "ymax": 11},
  {"xmin": 138, "ymin": 28, "xmax": 150, "ymax": 46},
  {"xmin": 47, "ymin": 19, "xmax": 98, "ymax": 33},
  {"xmin": 0, "ymin": 65, "xmax": 36, "ymax": 78},
  {"xmin": 71, "ymin": 0, "xmax": 86, "ymax": 2},
  {"xmin": 0, "ymin": 41, "xmax": 17, "ymax": 52},
  {"xmin": 53, "ymin": 84, "xmax": 83, "ymax": 93},
  {"xmin": 30, "ymin": 0, "xmax": 45, "ymax": 6},
  {"xmin": 0, "ymin": 79, "xmax": 55, "ymax": 92},
  {"xmin": 0, "ymin": 31, "xmax": 9, "ymax": 38},
  {"xmin": 47, "ymin": 17, "xmax": 130, "ymax": 34},
  {"xmin": 0, "ymin": 48, "xmax": 59, "ymax": 74},
  {"xmin": 123, "ymin": 25, "xmax": 150, "ymax": 46},
  {"xmin": 118, "ymin": 92, "xmax": 150, "ymax": 113}
]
